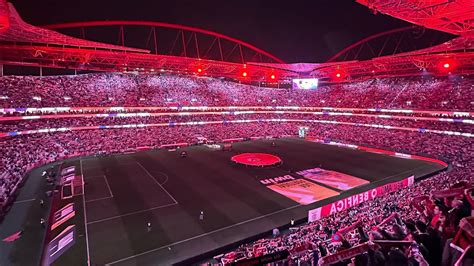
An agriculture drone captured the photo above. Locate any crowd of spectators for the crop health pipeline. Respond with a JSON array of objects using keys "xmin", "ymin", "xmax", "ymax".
[
  {"xmin": 2, "ymin": 112, "xmax": 472, "ymax": 133},
  {"xmin": 1, "ymin": 73, "xmax": 472, "ymax": 110}
]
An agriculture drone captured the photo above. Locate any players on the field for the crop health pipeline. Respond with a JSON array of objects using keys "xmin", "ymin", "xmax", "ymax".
[{"xmin": 272, "ymin": 228, "xmax": 280, "ymax": 237}]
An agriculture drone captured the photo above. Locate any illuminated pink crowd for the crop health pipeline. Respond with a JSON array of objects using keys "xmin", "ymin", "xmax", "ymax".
[{"xmin": 0, "ymin": 73, "xmax": 473, "ymax": 265}]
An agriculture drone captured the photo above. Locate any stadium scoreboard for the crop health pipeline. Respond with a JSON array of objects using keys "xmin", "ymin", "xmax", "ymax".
[{"xmin": 292, "ymin": 78, "xmax": 318, "ymax": 90}]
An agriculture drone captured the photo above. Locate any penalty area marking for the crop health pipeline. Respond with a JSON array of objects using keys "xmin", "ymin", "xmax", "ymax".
[
  {"xmin": 13, "ymin": 198, "xmax": 36, "ymax": 204},
  {"xmin": 86, "ymin": 202, "xmax": 178, "ymax": 225},
  {"xmin": 80, "ymin": 159, "xmax": 92, "ymax": 266},
  {"xmin": 85, "ymin": 175, "xmax": 114, "ymax": 203},
  {"xmin": 85, "ymin": 162, "xmax": 179, "ymax": 225},
  {"xmin": 156, "ymin": 171, "xmax": 170, "ymax": 185},
  {"xmin": 136, "ymin": 162, "xmax": 178, "ymax": 204},
  {"xmin": 105, "ymin": 203, "xmax": 301, "ymax": 265}
]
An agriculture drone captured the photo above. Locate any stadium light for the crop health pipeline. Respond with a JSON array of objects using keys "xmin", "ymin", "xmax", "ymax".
[
  {"xmin": 332, "ymin": 68, "xmax": 345, "ymax": 80},
  {"xmin": 440, "ymin": 60, "xmax": 455, "ymax": 72},
  {"xmin": 334, "ymin": 71, "xmax": 344, "ymax": 79}
]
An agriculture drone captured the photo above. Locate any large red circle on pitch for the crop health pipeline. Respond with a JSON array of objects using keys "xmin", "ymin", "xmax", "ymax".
[{"xmin": 231, "ymin": 153, "xmax": 282, "ymax": 167}]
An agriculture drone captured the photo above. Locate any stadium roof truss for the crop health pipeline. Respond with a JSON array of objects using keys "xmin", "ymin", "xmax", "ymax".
[
  {"xmin": 356, "ymin": 0, "xmax": 474, "ymax": 36},
  {"xmin": 0, "ymin": 0, "xmax": 473, "ymax": 83},
  {"xmin": 0, "ymin": 2, "xmax": 295, "ymax": 81},
  {"xmin": 0, "ymin": 2, "xmax": 146, "ymax": 52},
  {"xmin": 43, "ymin": 21, "xmax": 285, "ymax": 64}
]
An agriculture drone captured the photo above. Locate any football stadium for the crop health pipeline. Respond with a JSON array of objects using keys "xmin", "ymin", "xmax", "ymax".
[{"xmin": 0, "ymin": 0, "xmax": 473, "ymax": 265}]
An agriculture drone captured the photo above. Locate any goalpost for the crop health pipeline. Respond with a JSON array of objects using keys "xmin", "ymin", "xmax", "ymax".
[{"xmin": 298, "ymin": 126, "xmax": 309, "ymax": 138}]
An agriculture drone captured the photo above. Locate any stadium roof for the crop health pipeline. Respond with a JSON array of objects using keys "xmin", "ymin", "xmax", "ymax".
[
  {"xmin": 0, "ymin": 2, "xmax": 147, "ymax": 52},
  {"xmin": 0, "ymin": 0, "xmax": 472, "ymax": 83},
  {"xmin": 387, "ymin": 36, "xmax": 473, "ymax": 57},
  {"xmin": 356, "ymin": 0, "xmax": 474, "ymax": 36}
]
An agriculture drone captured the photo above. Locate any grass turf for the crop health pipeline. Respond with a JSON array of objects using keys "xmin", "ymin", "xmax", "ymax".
[
  {"xmin": 73, "ymin": 138, "xmax": 444, "ymax": 265},
  {"xmin": 32, "ymin": 138, "xmax": 441, "ymax": 265}
]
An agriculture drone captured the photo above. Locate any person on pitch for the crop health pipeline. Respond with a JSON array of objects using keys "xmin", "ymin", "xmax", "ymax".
[
  {"xmin": 199, "ymin": 211, "xmax": 204, "ymax": 220},
  {"xmin": 147, "ymin": 222, "xmax": 152, "ymax": 232},
  {"xmin": 273, "ymin": 227, "xmax": 280, "ymax": 237}
]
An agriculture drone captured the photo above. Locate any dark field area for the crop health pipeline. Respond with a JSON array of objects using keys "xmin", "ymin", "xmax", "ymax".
[{"xmin": 69, "ymin": 138, "xmax": 443, "ymax": 265}]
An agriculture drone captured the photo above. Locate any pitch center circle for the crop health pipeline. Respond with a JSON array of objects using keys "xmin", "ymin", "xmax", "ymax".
[{"xmin": 231, "ymin": 153, "xmax": 282, "ymax": 167}]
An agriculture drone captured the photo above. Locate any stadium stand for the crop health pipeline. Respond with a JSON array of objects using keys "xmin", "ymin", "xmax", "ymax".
[
  {"xmin": 0, "ymin": 74, "xmax": 472, "ymax": 109},
  {"xmin": 1, "ymin": 73, "xmax": 473, "ymax": 265}
]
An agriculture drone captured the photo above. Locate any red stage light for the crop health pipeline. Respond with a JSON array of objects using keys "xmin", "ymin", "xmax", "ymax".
[
  {"xmin": 443, "ymin": 63, "xmax": 450, "ymax": 69},
  {"xmin": 242, "ymin": 71, "xmax": 248, "ymax": 77},
  {"xmin": 270, "ymin": 74, "xmax": 276, "ymax": 80},
  {"xmin": 336, "ymin": 73, "xmax": 341, "ymax": 78},
  {"xmin": 197, "ymin": 68, "xmax": 202, "ymax": 73}
]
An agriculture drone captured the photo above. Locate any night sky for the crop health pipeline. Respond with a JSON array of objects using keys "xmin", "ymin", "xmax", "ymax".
[{"xmin": 10, "ymin": 0, "xmax": 452, "ymax": 63}]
